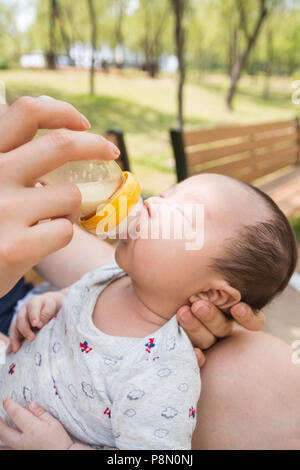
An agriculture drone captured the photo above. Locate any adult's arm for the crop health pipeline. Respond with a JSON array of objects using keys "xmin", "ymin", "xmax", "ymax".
[
  {"xmin": 0, "ymin": 96, "xmax": 119, "ymax": 297},
  {"xmin": 192, "ymin": 330, "xmax": 300, "ymax": 450},
  {"xmin": 35, "ymin": 225, "xmax": 115, "ymax": 288}
]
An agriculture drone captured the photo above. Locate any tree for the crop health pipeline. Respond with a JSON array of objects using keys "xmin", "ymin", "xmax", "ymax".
[
  {"xmin": 87, "ymin": 0, "xmax": 97, "ymax": 95},
  {"xmin": 171, "ymin": 0, "xmax": 188, "ymax": 127},
  {"xmin": 0, "ymin": 2, "xmax": 20, "ymax": 68},
  {"xmin": 54, "ymin": 0, "xmax": 75, "ymax": 65},
  {"xmin": 226, "ymin": 0, "xmax": 270, "ymax": 110},
  {"xmin": 126, "ymin": 0, "xmax": 171, "ymax": 77},
  {"xmin": 46, "ymin": 0, "xmax": 59, "ymax": 69},
  {"xmin": 112, "ymin": 0, "xmax": 127, "ymax": 67}
]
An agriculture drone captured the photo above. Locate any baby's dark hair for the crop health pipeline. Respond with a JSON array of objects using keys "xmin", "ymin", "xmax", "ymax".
[{"xmin": 211, "ymin": 182, "xmax": 298, "ymax": 311}]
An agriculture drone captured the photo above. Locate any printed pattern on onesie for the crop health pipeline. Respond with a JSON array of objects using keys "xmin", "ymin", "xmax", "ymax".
[{"xmin": 0, "ymin": 262, "xmax": 201, "ymax": 449}]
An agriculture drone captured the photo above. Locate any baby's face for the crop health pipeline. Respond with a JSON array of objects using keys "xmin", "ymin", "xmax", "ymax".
[{"xmin": 115, "ymin": 174, "xmax": 262, "ymax": 304}]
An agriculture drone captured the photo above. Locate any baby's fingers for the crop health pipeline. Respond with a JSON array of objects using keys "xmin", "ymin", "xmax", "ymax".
[
  {"xmin": 27, "ymin": 302, "xmax": 44, "ymax": 329},
  {"xmin": 39, "ymin": 297, "xmax": 57, "ymax": 326},
  {"xmin": 16, "ymin": 306, "xmax": 36, "ymax": 342},
  {"xmin": 8, "ymin": 322, "xmax": 24, "ymax": 354}
]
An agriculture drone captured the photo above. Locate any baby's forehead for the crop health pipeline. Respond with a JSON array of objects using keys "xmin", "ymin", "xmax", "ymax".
[
  {"xmin": 173, "ymin": 174, "xmax": 249, "ymax": 200},
  {"xmin": 163, "ymin": 183, "xmax": 200, "ymax": 203},
  {"xmin": 169, "ymin": 175, "xmax": 263, "ymax": 223}
]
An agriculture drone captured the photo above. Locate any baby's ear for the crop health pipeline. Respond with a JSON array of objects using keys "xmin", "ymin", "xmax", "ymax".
[{"xmin": 190, "ymin": 281, "xmax": 241, "ymax": 311}]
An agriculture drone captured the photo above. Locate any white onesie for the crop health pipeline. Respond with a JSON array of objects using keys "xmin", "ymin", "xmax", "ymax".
[{"xmin": 0, "ymin": 262, "xmax": 201, "ymax": 450}]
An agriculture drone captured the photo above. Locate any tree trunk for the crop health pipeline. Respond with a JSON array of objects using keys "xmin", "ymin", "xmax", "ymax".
[
  {"xmin": 171, "ymin": 0, "xmax": 187, "ymax": 128},
  {"xmin": 228, "ymin": 27, "xmax": 239, "ymax": 76},
  {"xmin": 87, "ymin": 0, "xmax": 97, "ymax": 95},
  {"xmin": 55, "ymin": 0, "xmax": 74, "ymax": 65},
  {"xmin": 226, "ymin": 0, "xmax": 269, "ymax": 111},
  {"xmin": 47, "ymin": 0, "xmax": 58, "ymax": 69},
  {"xmin": 114, "ymin": 1, "xmax": 125, "ymax": 68},
  {"xmin": 263, "ymin": 28, "xmax": 273, "ymax": 98}
]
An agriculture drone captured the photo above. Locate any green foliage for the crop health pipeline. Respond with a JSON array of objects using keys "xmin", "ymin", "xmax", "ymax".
[
  {"xmin": 125, "ymin": 0, "xmax": 173, "ymax": 63},
  {"xmin": 186, "ymin": 0, "xmax": 300, "ymax": 75},
  {"xmin": 0, "ymin": 0, "xmax": 299, "ymax": 76},
  {"xmin": 0, "ymin": 1, "xmax": 21, "ymax": 65}
]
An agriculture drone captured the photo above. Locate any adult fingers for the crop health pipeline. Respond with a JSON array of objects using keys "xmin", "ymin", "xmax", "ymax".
[
  {"xmin": 230, "ymin": 303, "xmax": 266, "ymax": 332},
  {"xmin": 190, "ymin": 300, "xmax": 235, "ymax": 339},
  {"xmin": 4, "ymin": 129, "xmax": 120, "ymax": 186},
  {"xmin": 18, "ymin": 185, "xmax": 82, "ymax": 226},
  {"xmin": 176, "ymin": 306, "xmax": 217, "ymax": 350},
  {"xmin": 0, "ymin": 96, "xmax": 90, "ymax": 152},
  {"xmin": 2, "ymin": 398, "xmax": 37, "ymax": 434},
  {"xmin": 0, "ymin": 413, "xmax": 21, "ymax": 449},
  {"xmin": 21, "ymin": 218, "xmax": 74, "ymax": 268},
  {"xmin": 194, "ymin": 348, "xmax": 206, "ymax": 368}
]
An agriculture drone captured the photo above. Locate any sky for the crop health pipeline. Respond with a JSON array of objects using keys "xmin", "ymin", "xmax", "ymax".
[
  {"xmin": 4, "ymin": 0, "xmax": 140, "ymax": 33},
  {"xmin": 4, "ymin": 0, "xmax": 37, "ymax": 32}
]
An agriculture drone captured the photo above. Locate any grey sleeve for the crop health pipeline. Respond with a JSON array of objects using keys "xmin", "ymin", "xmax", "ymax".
[{"xmin": 110, "ymin": 355, "xmax": 201, "ymax": 450}]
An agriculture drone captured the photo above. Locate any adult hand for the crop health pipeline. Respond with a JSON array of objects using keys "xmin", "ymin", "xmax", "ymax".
[
  {"xmin": 0, "ymin": 96, "xmax": 120, "ymax": 297},
  {"xmin": 0, "ymin": 398, "xmax": 74, "ymax": 450},
  {"xmin": 177, "ymin": 300, "xmax": 265, "ymax": 366}
]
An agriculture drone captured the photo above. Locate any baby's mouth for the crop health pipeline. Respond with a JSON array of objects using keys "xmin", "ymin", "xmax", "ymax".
[{"xmin": 118, "ymin": 205, "xmax": 144, "ymax": 241}]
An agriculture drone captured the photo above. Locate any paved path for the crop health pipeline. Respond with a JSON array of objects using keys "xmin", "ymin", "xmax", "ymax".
[{"xmin": 263, "ymin": 249, "xmax": 300, "ymax": 346}]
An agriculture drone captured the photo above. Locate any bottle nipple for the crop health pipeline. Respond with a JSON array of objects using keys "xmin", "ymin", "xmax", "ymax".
[{"xmin": 41, "ymin": 160, "xmax": 142, "ymax": 239}]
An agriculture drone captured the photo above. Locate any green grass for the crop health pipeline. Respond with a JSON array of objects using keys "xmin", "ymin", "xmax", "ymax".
[
  {"xmin": 1, "ymin": 68, "xmax": 300, "ymax": 233},
  {"xmin": 1, "ymin": 68, "xmax": 299, "ymax": 195}
]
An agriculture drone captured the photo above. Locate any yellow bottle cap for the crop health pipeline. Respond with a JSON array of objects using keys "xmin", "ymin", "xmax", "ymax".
[{"xmin": 79, "ymin": 171, "xmax": 141, "ymax": 234}]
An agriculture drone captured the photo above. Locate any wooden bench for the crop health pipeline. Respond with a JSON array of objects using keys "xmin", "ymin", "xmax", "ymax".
[
  {"xmin": 170, "ymin": 119, "xmax": 300, "ymax": 217},
  {"xmin": 106, "ymin": 128, "xmax": 131, "ymax": 172}
]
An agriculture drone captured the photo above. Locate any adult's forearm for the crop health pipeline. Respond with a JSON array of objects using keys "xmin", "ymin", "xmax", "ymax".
[
  {"xmin": 35, "ymin": 225, "xmax": 115, "ymax": 288},
  {"xmin": 192, "ymin": 330, "xmax": 300, "ymax": 450}
]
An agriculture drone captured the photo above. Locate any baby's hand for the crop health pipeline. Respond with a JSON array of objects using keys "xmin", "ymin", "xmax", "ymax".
[{"xmin": 8, "ymin": 289, "xmax": 67, "ymax": 354}]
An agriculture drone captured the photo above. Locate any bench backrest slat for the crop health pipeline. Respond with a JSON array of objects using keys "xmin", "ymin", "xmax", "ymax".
[
  {"xmin": 184, "ymin": 120, "xmax": 294, "ymax": 146},
  {"xmin": 106, "ymin": 129, "xmax": 131, "ymax": 172},
  {"xmin": 197, "ymin": 145, "xmax": 298, "ymax": 181},
  {"xmin": 171, "ymin": 119, "xmax": 300, "ymax": 183},
  {"xmin": 186, "ymin": 131, "xmax": 297, "ymax": 167}
]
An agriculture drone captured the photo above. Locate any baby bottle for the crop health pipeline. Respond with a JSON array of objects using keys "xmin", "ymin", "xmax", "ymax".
[{"xmin": 41, "ymin": 160, "xmax": 142, "ymax": 238}]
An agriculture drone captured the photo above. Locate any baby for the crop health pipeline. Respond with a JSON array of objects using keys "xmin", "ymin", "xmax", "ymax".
[{"xmin": 0, "ymin": 174, "xmax": 297, "ymax": 450}]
